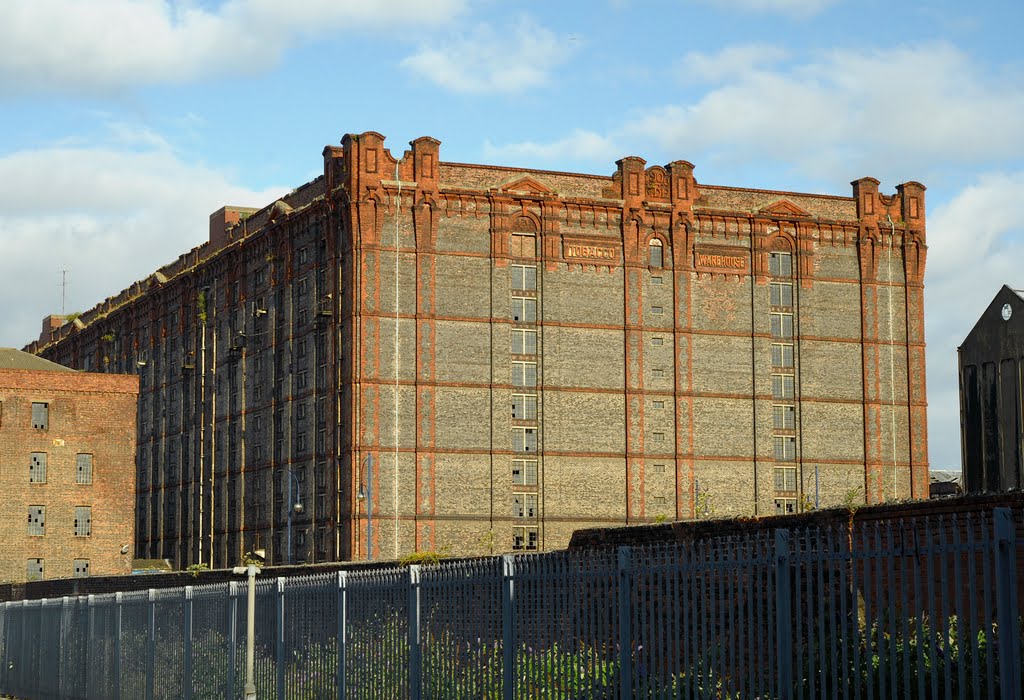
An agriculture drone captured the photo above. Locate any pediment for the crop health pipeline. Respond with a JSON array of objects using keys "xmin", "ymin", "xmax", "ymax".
[
  {"xmin": 497, "ymin": 175, "xmax": 556, "ymax": 196},
  {"xmin": 760, "ymin": 199, "xmax": 812, "ymax": 218}
]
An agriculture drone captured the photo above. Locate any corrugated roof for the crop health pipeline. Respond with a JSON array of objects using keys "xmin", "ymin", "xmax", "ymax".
[{"xmin": 0, "ymin": 347, "xmax": 75, "ymax": 372}]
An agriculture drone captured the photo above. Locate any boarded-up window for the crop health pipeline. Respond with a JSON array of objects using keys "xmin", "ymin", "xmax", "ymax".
[
  {"xmin": 26, "ymin": 559, "xmax": 44, "ymax": 581},
  {"xmin": 76, "ymin": 454, "xmax": 93, "ymax": 484},
  {"xmin": 31, "ymin": 402, "xmax": 48, "ymax": 430},
  {"xmin": 28, "ymin": 506, "xmax": 45, "ymax": 536},
  {"xmin": 74, "ymin": 506, "xmax": 92, "ymax": 537},
  {"xmin": 73, "ymin": 559, "xmax": 90, "ymax": 578},
  {"xmin": 511, "ymin": 234, "xmax": 536, "ymax": 258},
  {"xmin": 30, "ymin": 452, "xmax": 47, "ymax": 483}
]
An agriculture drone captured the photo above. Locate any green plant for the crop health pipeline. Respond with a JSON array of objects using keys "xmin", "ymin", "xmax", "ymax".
[
  {"xmin": 654, "ymin": 514, "xmax": 668, "ymax": 524},
  {"xmin": 197, "ymin": 290, "xmax": 208, "ymax": 324},
  {"xmin": 100, "ymin": 331, "xmax": 115, "ymax": 343},
  {"xmin": 399, "ymin": 547, "xmax": 450, "ymax": 567},
  {"xmin": 695, "ymin": 485, "xmax": 715, "ymax": 519},
  {"xmin": 240, "ymin": 551, "xmax": 265, "ymax": 567},
  {"xmin": 185, "ymin": 562, "xmax": 209, "ymax": 578}
]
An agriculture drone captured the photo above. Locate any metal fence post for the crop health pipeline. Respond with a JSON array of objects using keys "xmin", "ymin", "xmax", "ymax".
[
  {"xmin": 617, "ymin": 546, "xmax": 633, "ymax": 700},
  {"xmin": 227, "ymin": 581, "xmax": 239, "ymax": 700},
  {"xmin": 775, "ymin": 529, "xmax": 793, "ymax": 700},
  {"xmin": 87, "ymin": 594, "xmax": 96, "ymax": 697},
  {"xmin": 337, "ymin": 571, "xmax": 347, "ymax": 700},
  {"xmin": 183, "ymin": 587, "xmax": 194, "ymax": 700},
  {"xmin": 114, "ymin": 592, "xmax": 123, "ymax": 700},
  {"xmin": 146, "ymin": 589, "xmax": 156, "ymax": 700},
  {"xmin": 277, "ymin": 577, "xmax": 286, "ymax": 700},
  {"xmin": 408, "ymin": 565, "xmax": 423, "ymax": 700},
  {"xmin": 501, "ymin": 555, "xmax": 516, "ymax": 700},
  {"xmin": 994, "ymin": 508, "xmax": 1020, "ymax": 700}
]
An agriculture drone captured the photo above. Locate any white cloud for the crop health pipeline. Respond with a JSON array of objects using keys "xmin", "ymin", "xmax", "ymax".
[
  {"xmin": 400, "ymin": 18, "xmax": 575, "ymax": 94},
  {"xmin": 482, "ymin": 129, "xmax": 621, "ymax": 166},
  {"xmin": 923, "ymin": 171, "xmax": 1024, "ymax": 468},
  {"xmin": 677, "ymin": 44, "xmax": 790, "ymax": 83},
  {"xmin": 0, "ymin": 129, "xmax": 287, "ymax": 347},
  {"xmin": 692, "ymin": 0, "xmax": 839, "ymax": 17},
  {"xmin": 0, "ymin": 0, "xmax": 466, "ymax": 94}
]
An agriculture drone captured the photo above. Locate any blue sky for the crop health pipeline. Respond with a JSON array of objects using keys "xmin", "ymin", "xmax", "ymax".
[{"xmin": 1, "ymin": 0, "xmax": 1021, "ymax": 471}]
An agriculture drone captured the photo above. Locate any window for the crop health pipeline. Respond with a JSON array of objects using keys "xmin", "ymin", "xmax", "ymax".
[
  {"xmin": 30, "ymin": 452, "xmax": 47, "ymax": 483},
  {"xmin": 775, "ymin": 498, "xmax": 797, "ymax": 515},
  {"xmin": 651, "ymin": 276, "xmax": 663, "ymax": 285},
  {"xmin": 512, "ymin": 394, "xmax": 538, "ymax": 420},
  {"xmin": 652, "ymin": 496, "xmax": 667, "ymax": 506},
  {"xmin": 771, "ymin": 313, "xmax": 793, "ymax": 338},
  {"xmin": 652, "ymin": 368, "xmax": 665, "ymax": 379},
  {"xmin": 770, "ymin": 282, "xmax": 794, "ymax": 307},
  {"xmin": 512, "ymin": 329, "xmax": 537, "ymax": 355},
  {"xmin": 511, "ymin": 234, "xmax": 536, "ymax": 258},
  {"xmin": 512, "ymin": 459, "xmax": 538, "ymax": 486},
  {"xmin": 73, "ymin": 559, "xmax": 90, "ymax": 578},
  {"xmin": 652, "ymin": 431, "xmax": 666, "ymax": 443},
  {"xmin": 26, "ymin": 559, "xmax": 43, "ymax": 581},
  {"xmin": 651, "ymin": 336, "xmax": 664, "ymax": 346},
  {"xmin": 649, "ymin": 240, "xmax": 664, "ymax": 268},
  {"xmin": 513, "ymin": 493, "xmax": 538, "ymax": 519},
  {"xmin": 513, "ymin": 526, "xmax": 539, "ymax": 551},
  {"xmin": 769, "ymin": 252, "xmax": 793, "ymax": 277},
  {"xmin": 512, "ymin": 361, "xmax": 537, "ymax": 387},
  {"xmin": 774, "ymin": 467, "xmax": 797, "ymax": 492},
  {"xmin": 512, "ymin": 297, "xmax": 537, "ymax": 323},
  {"xmin": 651, "ymin": 305, "xmax": 664, "ymax": 315},
  {"xmin": 28, "ymin": 506, "xmax": 45, "ymax": 536},
  {"xmin": 773, "ymin": 436, "xmax": 796, "ymax": 461},
  {"xmin": 771, "ymin": 343, "xmax": 794, "ymax": 368},
  {"xmin": 772, "ymin": 374, "xmax": 795, "ymax": 400},
  {"xmin": 74, "ymin": 506, "xmax": 92, "ymax": 537},
  {"xmin": 32, "ymin": 402, "xmax": 49, "ymax": 430},
  {"xmin": 652, "ymin": 463, "xmax": 667, "ymax": 474},
  {"xmin": 76, "ymin": 454, "xmax": 93, "ymax": 484},
  {"xmin": 297, "ymin": 247, "xmax": 309, "ymax": 265},
  {"xmin": 512, "ymin": 427, "xmax": 538, "ymax": 452},
  {"xmin": 773, "ymin": 405, "xmax": 796, "ymax": 430},
  {"xmin": 511, "ymin": 264, "xmax": 537, "ymax": 290},
  {"xmin": 653, "ymin": 400, "xmax": 666, "ymax": 409},
  {"xmin": 297, "ymin": 369, "xmax": 309, "ymax": 389}
]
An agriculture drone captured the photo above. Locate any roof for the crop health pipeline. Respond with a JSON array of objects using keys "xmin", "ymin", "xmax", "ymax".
[{"xmin": 0, "ymin": 347, "xmax": 75, "ymax": 372}]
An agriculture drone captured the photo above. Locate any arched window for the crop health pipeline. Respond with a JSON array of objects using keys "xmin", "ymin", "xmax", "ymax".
[{"xmin": 649, "ymin": 239, "xmax": 664, "ymax": 268}]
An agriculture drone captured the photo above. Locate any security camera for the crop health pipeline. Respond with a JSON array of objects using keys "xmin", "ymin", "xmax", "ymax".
[{"xmin": 119, "ymin": 544, "xmax": 131, "ymax": 555}]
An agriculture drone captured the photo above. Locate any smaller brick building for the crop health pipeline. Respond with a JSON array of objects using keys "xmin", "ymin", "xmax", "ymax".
[{"xmin": 0, "ymin": 346, "xmax": 138, "ymax": 582}]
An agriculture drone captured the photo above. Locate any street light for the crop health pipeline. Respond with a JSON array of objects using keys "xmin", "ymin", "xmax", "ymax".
[
  {"xmin": 286, "ymin": 466, "xmax": 304, "ymax": 565},
  {"xmin": 231, "ymin": 562, "xmax": 262, "ymax": 700},
  {"xmin": 356, "ymin": 454, "xmax": 373, "ymax": 561}
]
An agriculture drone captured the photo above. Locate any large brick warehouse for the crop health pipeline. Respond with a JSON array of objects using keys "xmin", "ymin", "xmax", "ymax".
[{"xmin": 25, "ymin": 131, "xmax": 929, "ymax": 568}]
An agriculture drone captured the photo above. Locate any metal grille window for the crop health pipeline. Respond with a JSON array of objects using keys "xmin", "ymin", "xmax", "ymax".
[
  {"xmin": 31, "ymin": 402, "xmax": 49, "ymax": 430},
  {"xmin": 513, "ymin": 493, "xmax": 538, "ymax": 519},
  {"xmin": 511, "ymin": 264, "xmax": 537, "ymax": 290},
  {"xmin": 771, "ymin": 343, "xmax": 794, "ymax": 368},
  {"xmin": 652, "ymin": 463, "xmax": 667, "ymax": 473},
  {"xmin": 769, "ymin": 252, "xmax": 793, "ymax": 277},
  {"xmin": 773, "ymin": 405, "xmax": 796, "ymax": 430},
  {"xmin": 770, "ymin": 313, "xmax": 794, "ymax": 338},
  {"xmin": 773, "ymin": 436, "xmax": 796, "ymax": 461},
  {"xmin": 30, "ymin": 452, "xmax": 47, "ymax": 483},
  {"xmin": 512, "ymin": 459, "xmax": 538, "ymax": 485},
  {"xmin": 651, "ymin": 276, "xmax": 663, "ymax": 285},
  {"xmin": 653, "ymin": 400, "xmax": 665, "ymax": 409},
  {"xmin": 28, "ymin": 506, "xmax": 45, "ymax": 536},
  {"xmin": 649, "ymin": 240, "xmax": 664, "ymax": 268},
  {"xmin": 512, "ymin": 297, "xmax": 537, "ymax": 323},
  {"xmin": 651, "ymin": 431, "xmax": 666, "ymax": 443},
  {"xmin": 651, "ymin": 305, "xmax": 664, "ymax": 315},
  {"xmin": 770, "ymin": 282, "xmax": 794, "ymax": 307},
  {"xmin": 513, "ymin": 526, "xmax": 539, "ymax": 551},
  {"xmin": 512, "ymin": 427, "xmax": 538, "ymax": 452},
  {"xmin": 775, "ymin": 497, "xmax": 797, "ymax": 514},
  {"xmin": 511, "ymin": 329, "xmax": 537, "ymax": 355},
  {"xmin": 652, "ymin": 368, "xmax": 666, "ymax": 379},
  {"xmin": 774, "ymin": 467, "xmax": 798, "ymax": 491},
  {"xmin": 772, "ymin": 374, "xmax": 795, "ymax": 400},
  {"xmin": 76, "ymin": 453, "xmax": 93, "ymax": 484},
  {"xmin": 652, "ymin": 495, "xmax": 667, "ymax": 505},
  {"xmin": 512, "ymin": 361, "xmax": 537, "ymax": 387},
  {"xmin": 74, "ymin": 506, "xmax": 92, "ymax": 537},
  {"xmin": 73, "ymin": 559, "xmax": 90, "ymax": 578},
  {"xmin": 651, "ymin": 336, "xmax": 664, "ymax": 346},
  {"xmin": 26, "ymin": 559, "xmax": 43, "ymax": 581},
  {"xmin": 512, "ymin": 394, "xmax": 538, "ymax": 420}
]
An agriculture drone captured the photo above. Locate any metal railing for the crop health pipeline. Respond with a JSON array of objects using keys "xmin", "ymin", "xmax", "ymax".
[{"xmin": 2, "ymin": 506, "xmax": 1022, "ymax": 699}]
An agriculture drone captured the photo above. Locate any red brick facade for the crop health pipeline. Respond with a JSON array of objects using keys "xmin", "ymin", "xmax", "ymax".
[{"xmin": 0, "ymin": 366, "xmax": 138, "ymax": 582}]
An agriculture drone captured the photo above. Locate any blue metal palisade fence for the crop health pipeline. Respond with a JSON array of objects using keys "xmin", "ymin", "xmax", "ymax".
[{"xmin": 1, "ymin": 506, "xmax": 1022, "ymax": 699}]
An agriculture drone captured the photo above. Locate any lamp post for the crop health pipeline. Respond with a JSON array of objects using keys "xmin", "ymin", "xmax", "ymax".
[
  {"xmin": 231, "ymin": 563, "xmax": 261, "ymax": 700},
  {"xmin": 356, "ymin": 454, "xmax": 373, "ymax": 561},
  {"xmin": 286, "ymin": 466, "xmax": 304, "ymax": 565}
]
